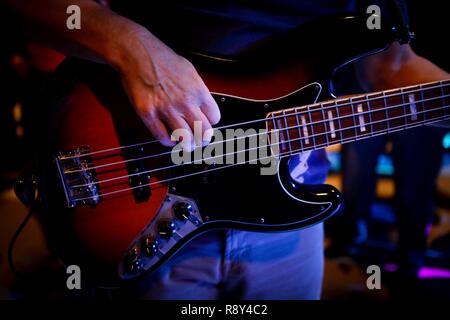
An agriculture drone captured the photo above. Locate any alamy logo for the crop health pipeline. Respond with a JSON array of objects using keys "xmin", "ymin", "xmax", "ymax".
[
  {"xmin": 366, "ymin": 265, "xmax": 381, "ymax": 290},
  {"xmin": 66, "ymin": 5, "xmax": 81, "ymax": 30},
  {"xmin": 170, "ymin": 122, "xmax": 280, "ymax": 176},
  {"xmin": 366, "ymin": 5, "xmax": 381, "ymax": 30},
  {"xmin": 66, "ymin": 265, "xmax": 81, "ymax": 290}
]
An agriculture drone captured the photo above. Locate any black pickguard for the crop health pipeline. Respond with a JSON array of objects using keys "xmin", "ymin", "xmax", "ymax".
[{"xmin": 169, "ymin": 85, "xmax": 342, "ymax": 231}]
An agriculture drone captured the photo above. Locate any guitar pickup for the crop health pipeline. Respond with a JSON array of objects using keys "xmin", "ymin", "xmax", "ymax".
[
  {"xmin": 123, "ymin": 146, "xmax": 151, "ymax": 203},
  {"xmin": 195, "ymin": 163, "xmax": 217, "ymax": 184},
  {"xmin": 55, "ymin": 146, "xmax": 101, "ymax": 208}
]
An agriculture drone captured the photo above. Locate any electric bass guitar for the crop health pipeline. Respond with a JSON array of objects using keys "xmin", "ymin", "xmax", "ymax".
[{"xmin": 34, "ymin": 14, "xmax": 449, "ymax": 282}]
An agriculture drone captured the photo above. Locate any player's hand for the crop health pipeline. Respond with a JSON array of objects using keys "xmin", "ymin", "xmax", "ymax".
[{"xmin": 117, "ymin": 27, "xmax": 220, "ymax": 149}]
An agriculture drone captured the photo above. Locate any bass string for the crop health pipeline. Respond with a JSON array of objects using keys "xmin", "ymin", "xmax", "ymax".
[
  {"xmin": 64, "ymin": 92, "xmax": 449, "ymax": 175},
  {"xmin": 72, "ymin": 113, "xmax": 450, "ymax": 202},
  {"xmin": 69, "ymin": 105, "xmax": 449, "ymax": 189},
  {"xmin": 60, "ymin": 80, "xmax": 450, "ymax": 160}
]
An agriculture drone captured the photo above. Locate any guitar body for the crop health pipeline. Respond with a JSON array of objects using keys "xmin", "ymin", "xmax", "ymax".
[{"xmin": 37, "ymin": 14, "xmax": 403, "ymax": 282}]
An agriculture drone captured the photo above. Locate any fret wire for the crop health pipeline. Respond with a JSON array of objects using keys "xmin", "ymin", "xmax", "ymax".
[
  {"xmin": 282, "ymin": 109, "xmax": 293, "ymax": 155},
  {"xmin": 383, "ymin": 92, "xmax": 390, "ymax": 132},
  {"xmin": 271, "ymin": 113, "xmax": 280, "ymax": 156},
  {"xmin": 349, "ymin": 97, "xmax": 358, "ymax": 140},
  {"xmin": 334, "ymin": 101, "xmax": 344, "ymax": 143},
  {"xmin": 307, "ymin": 105, "xmax": 317, "ymax": 148},
  {"xmin": 366, "ymin": 95, "xmax": 374, "ymax": 135},
  {"xmin": 294, "ymin": 107, "xmax": 304, "ymax": 152},
  {"xmin": 420, "ymin": 84, "xmax": 426, "ymax": 123},
  {"xmin": 400, "ymin": 88, "xmax": 408, "ymax": 127},
  {"xmin": 320, "ymin": 104, "xmax": 330, "ymax": 146},
  {"xmin": 440, "ymin": 81, "xmax": 447, "ymax": 116}
]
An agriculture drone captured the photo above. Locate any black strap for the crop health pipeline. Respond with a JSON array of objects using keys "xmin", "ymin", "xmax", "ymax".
[{"xmin": 389, "ymin": 0, "xmax": 414, "ymax": 44}]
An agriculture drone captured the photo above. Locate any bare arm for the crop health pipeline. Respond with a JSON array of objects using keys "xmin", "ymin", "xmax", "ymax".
[
  {"xmin": 4, "ymin": 0, "xmax": 130, "ymax": 64},
  {"xmin": 4, "ymin": 0, "xmax": 220, "ymax": 148},
  {"xmin": 354, "ymin": 42, "xmax": 449, "ymax": 91}
]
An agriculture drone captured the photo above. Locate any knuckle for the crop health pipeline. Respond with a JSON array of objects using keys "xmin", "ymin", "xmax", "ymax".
[
  {"xmin": 177, "ymin": 94, "xmax": 193, "ymax": 108},
  {"xmin": 135, "ymin": 101, "xmax": 154, "ymax": 116}
]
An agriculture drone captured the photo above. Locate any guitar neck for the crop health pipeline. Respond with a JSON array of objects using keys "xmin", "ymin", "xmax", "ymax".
[{"xmin": 267, "ymin": 79, "xmax": 450, "ymax": 155}]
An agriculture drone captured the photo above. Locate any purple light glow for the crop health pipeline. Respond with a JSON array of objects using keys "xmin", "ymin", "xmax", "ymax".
[
  {"xmin": 418, "ymin": 267, "xmax": 450, "ymax": 279},
  {"xmin": 383, "ymin": 264, "xmax": 450, "ymax": 279},
  {"xmin": 383, "ymin": 263, "xmax": 398, "ymax": 273}
]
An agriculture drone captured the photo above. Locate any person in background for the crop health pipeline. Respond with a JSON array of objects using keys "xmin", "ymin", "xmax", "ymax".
[{"xmin": 330, "ymin": 1, "xmax": 449, "ymax": 297}]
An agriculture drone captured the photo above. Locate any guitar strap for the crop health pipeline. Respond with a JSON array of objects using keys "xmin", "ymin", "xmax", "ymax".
[{"xmin": 389, "ymin": 0, "xmax": 414, "ymax": 44}]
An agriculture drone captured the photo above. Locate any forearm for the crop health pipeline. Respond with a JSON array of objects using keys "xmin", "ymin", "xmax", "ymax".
[
  {"xmin": 3, "ymin": 0, "xmax": 220, "ymax": 145},
  {"xmin": 3, "ymin": 0, "xmax": 147, "ymax": 69},
  {"xmin": 355, "ymin": 43, "xmax": 450, "ymax": 92}
]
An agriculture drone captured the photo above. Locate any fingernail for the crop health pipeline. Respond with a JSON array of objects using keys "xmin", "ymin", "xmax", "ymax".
[{"xmin": 202, "ymin": 128, "xmax": 214, "ymax": 146}]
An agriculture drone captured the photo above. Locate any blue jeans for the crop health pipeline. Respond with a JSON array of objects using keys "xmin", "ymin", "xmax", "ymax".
[
  {"xmin": 128, "ymin": 225, "xmax": 324, "ymax": 300},
  {"xmin": 125, "ymin": 150, "xmax": 330, "ymax": 299}
]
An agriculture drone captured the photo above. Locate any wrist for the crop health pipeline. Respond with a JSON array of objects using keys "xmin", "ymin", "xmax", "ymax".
[
  {"xmin": 106, "ymin": 17, "xmax": 164, "ymax": 75},
  {"xmin": 101, "ymin": 16, "xmax": 144, "ymax": 70}
]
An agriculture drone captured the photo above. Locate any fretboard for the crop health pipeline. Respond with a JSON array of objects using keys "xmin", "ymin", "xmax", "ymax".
[{"xmin": 267, "ymin": 79, "xmax": 450, "ymax": 156}]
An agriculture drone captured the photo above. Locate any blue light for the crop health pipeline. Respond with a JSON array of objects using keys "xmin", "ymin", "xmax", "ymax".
[
  {"xmin": 376, "ymin": 154, "xmax": 394, "ymax": 176},
  {"xmin": 443, "ymin": 132, "xmax": 450, "ymax": 149}
]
